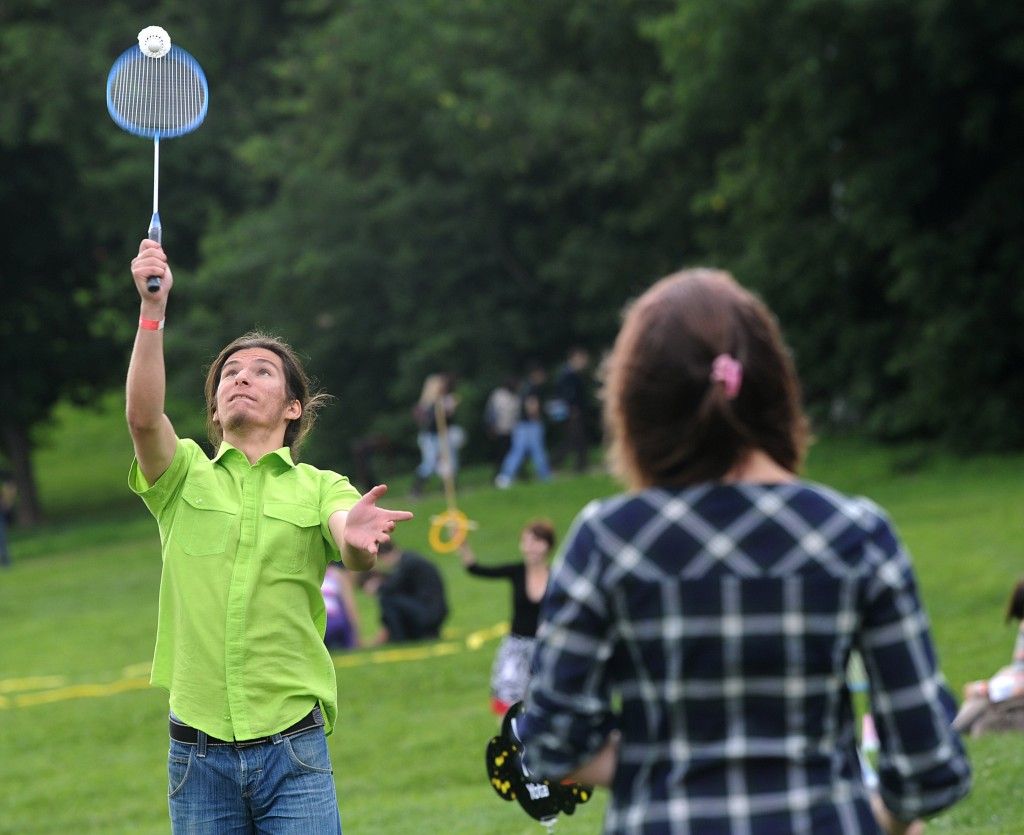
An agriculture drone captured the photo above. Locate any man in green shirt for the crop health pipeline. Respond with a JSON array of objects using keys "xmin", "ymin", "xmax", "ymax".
[{"xmin": 127, "ymin": 240, "xmax": 412, "ymax": 834}]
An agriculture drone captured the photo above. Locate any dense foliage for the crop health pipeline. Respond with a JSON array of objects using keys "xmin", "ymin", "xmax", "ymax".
[{"xmin": 2, "ymin": 0, "xmax": 1022, "ymax": 515}]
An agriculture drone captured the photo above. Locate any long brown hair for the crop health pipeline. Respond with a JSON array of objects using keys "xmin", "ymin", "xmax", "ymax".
[
  {"xmin": 603, "ymin": 268, "xmax": 809, "ymax": 489},
  {"xmin": 203, "ymin": 331, "xmax": 331, "ymax": 458}
]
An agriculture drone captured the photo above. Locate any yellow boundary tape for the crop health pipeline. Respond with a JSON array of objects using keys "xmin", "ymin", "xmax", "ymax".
[
  {"xmin": 8, "ymin": 677, "xmax": 151, "ymax": 709},
  {"xmin": 0, "ymin": 622, "xmax": 509, "ymax": 711},
  {"xmin": 0, "ymin": 675, "xmax": 67, "ymax": 693}
]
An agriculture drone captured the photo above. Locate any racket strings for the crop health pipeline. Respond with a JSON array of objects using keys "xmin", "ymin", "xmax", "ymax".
[{"xmin": 108, "ymin": 47, "xmax": 206, "ymax": 137}]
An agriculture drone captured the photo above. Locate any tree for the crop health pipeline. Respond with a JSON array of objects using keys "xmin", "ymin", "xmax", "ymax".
[
  {"xmin": 0, "ymin": 0, "xmax": 311, "ymax": 521},
  {"xmin": 0, "ymin": 4, "xmax": 131, "ymax": 523},
  {"xmin": 645, "ymin": 0, "xmax": 1024, "ymax": 448},
  {"xmin": 3, "ymin": 0, "xmax": 1022, "ymax": 525},
  {"xmin": 175, "ymin": 0, "xmax": 677, "ymax": 466}
]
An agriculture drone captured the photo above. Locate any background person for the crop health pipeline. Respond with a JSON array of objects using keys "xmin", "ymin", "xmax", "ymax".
[
  {"xmin": 495, "ymin": 362, "xmax": 551, "ymax": 489},
  {"xmin": 483, "ymin": 377, "xmax": 520, "ymax": 476},
  {"xmin": 549, "ymin": 347, "xmax": 592, "ymax": 474},
  {"xmin": 322, "ymin": 561, "xmax": 361, "ymax": 650},
  {"xmin": 361, "ymin": 540, "xmax": 448, "ymax": 644},
  {"xmin": 520, "ymin": 268, "xmax": 971, "ymax": 835},
  {"xmin": 411, "ymin": 372, "xmax": 464, "ymax": 497},
  {"xmin": 126, "ymin": 240, "xmax": 412, "ymax": 835},
  {"xmin": 953, "ymin": 577, "xmax": 1024, "ymax": 735},
  {"xmin": 458, "ymin": 519, "xmax": 556, "ymax": 716}
]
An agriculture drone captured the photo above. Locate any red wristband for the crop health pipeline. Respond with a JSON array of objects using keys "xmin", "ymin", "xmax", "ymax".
[{"xmin": 139, "ymin": 317, "xmax": 165, "ymax": 331}]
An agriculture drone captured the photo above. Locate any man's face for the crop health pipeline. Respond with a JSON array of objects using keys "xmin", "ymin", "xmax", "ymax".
[{"xmin": 213, "ymin": 348, "xmax": 301, "ymax": 439}]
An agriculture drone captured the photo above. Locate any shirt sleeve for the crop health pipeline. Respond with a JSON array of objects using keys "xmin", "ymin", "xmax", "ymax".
[
  {"xmin": 856, "ymin": 508, "xmax": 972, "ymax": 820},
  {"xmin": 520, "ymin": 502, "xmax": 617, "ymax": 779},
  {"xmin": 128, "ymin": 438, "xmax": 196, "ymax": 522},
  {"xmin": 319, "ymin": 471, "xmax": 362, "ymax": 554}
]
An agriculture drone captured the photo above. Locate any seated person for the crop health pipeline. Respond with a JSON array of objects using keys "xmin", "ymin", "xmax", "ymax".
[
  {"xmin": 954, "ymin": 578, "xmax": 1024, "ymax": 734},
  {"xmin": 321, "ymin": 562, "xmax": 360, "ymax": 650},
  {"xmin": 361, "ymin": 541, "xmax": 448, "ymax": 643}
]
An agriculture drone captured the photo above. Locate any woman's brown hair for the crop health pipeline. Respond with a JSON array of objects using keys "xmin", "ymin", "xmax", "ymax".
[
  {"xmin": 203, "ymin": 331, "xmax": 331, "ymax": 458},
  {"xmin": 603, "ymin": 268, "xmax": 809, "ymax": 489},
  {"xmin": 523, "ymin": 518, "xmax": 557, "ymax": 550}
]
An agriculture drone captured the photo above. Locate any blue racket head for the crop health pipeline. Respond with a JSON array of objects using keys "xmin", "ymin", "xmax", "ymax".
[{"xmin": 106, "ymin": 43, "xmax": 209, "ymax": 140}]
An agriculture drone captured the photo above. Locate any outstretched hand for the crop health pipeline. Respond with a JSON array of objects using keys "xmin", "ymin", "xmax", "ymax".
[{"xmin": 343, "ymin": 485, "xmax": 413, "ymax": 555}]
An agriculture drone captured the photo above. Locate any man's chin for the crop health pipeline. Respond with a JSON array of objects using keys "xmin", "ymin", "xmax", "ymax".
[{"xmin": 223, "ymin": 413, "xmax": 250, "ymax": 433}]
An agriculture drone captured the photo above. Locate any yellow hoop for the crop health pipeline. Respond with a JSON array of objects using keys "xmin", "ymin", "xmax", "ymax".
[{"xmin": 428, "ymin": 508, "xmax": 470, "ymax": 554}]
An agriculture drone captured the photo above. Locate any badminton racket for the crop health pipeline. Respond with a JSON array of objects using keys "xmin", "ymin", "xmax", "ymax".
[{"xmin": 106, "ymin": 26, "xmax": 208, "ymax": 292}]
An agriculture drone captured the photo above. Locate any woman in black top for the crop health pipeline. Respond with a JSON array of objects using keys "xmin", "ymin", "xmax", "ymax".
[{"xmin": 460, "ymin": 519, "xmax": 556, "ymax": 715}]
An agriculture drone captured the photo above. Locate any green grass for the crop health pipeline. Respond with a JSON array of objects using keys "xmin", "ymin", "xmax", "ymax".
[
  {"xmin": 2, "ymin": 399, "xmax": 1024, "ymax": 833},
  {"xmin": 27, "ymin": 392, "xmax": 141, "ymax": 521}
]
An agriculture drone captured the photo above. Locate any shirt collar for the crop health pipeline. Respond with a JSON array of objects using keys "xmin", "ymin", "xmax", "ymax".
[{"xmin": 213, "ymin": 440, "xmax": 296, "ymax": 469}]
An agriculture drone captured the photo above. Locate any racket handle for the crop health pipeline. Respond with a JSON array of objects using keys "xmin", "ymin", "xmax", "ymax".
[{"xmin": 147, "ymin": 213, "xmax": 163, "ymax": 293}]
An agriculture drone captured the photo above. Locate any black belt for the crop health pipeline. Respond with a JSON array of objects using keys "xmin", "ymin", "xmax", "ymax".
[{"xmin": 169, "ymin": 707, "xmax": 322, "ymax": 747}]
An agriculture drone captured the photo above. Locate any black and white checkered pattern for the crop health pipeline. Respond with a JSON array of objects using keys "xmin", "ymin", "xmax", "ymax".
[{"xmin": 522, "ymin": 482, "xmax": 971, "ymax": 834}]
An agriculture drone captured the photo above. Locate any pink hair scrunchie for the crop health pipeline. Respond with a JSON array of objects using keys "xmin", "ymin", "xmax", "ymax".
[{"xmin": 710, "ymin": 354, "xmax": 743, "ymax": 400}]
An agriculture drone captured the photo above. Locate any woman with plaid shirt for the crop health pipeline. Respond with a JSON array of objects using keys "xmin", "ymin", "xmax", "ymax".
[{"xmin": 520, "ymin": 269, "xmax": 970, "ymax": 834}]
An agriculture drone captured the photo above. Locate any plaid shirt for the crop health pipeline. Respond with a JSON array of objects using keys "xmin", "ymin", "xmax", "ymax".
[{"xmin": 522, "ymin": 482, "xmax": 971, "ymax": 834}]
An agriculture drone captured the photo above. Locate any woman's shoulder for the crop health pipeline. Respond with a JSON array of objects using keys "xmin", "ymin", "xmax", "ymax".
[
  {"xmin": 577, "ymin": 481, "xmax": 890, "ymax": 532},
  {"xmin": 784, "ymin": 481, "xmax": 891, "ymax": 528}
]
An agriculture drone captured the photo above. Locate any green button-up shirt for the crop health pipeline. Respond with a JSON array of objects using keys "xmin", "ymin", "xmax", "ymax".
[{"xmin": 129, "ymin": 437, "xmax": 361, "ymax": 740}]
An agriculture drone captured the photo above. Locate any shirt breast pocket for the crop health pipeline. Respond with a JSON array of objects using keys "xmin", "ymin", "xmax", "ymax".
[
  {"xmin": 264, "ymin": 501, "xmax": 322, "ymax": 573},
  {"xmin": 178, "ymin": 490, "xmax": 236, "ymax": 556}
]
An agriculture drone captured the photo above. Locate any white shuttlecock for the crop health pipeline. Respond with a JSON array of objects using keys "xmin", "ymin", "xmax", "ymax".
[{"xmin": 138, "ymin": 26, "xmax": 171, "ymax": 59}]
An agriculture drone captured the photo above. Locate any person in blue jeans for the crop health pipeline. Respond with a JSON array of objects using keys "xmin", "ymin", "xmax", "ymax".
[
  {"xmin": 495, "ymin": 363, "xmax": 551, "ymax": 489},
  {"xmin": 127, "ymin": 241, "xmax": 413, "ymax": 834},
  {"xmin": 411, "ymin": 372, "xmax": 464, "ymax": 497}
]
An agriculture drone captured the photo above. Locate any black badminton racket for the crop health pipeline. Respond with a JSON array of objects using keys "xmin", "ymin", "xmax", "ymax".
[{"xmin": 106, "ymin": 26, "xmax": 208, "ymax": 292}]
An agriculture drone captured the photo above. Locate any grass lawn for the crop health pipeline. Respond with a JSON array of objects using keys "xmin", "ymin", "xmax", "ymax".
[{"xmin": 2, "ymin": 398, "xmax": 1023, "ymax": 833}]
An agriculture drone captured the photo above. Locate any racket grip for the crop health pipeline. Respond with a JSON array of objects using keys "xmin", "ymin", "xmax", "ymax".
[{"xmin": 147, "ymin": 213, "xmax": 162, "ymax": 293}]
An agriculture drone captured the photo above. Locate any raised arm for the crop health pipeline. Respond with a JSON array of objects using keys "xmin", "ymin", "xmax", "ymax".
[
  {"xmin": 457, "ymin": 544, "xmax": 518, "ymax": 578},
  {"xmin": 125, "ymin": 240, "xmax": 178, "ymax": 485},
  {"xmin": 457, "ymin": 543, "xmax": 477, "ymax": 568}
]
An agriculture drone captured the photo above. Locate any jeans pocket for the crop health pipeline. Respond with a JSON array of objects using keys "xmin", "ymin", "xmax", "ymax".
[
  {"xmin": 167, "ymin": 743, "xmax": 193, "ymax": 798},
  {"xmin": 284, "ymin": 729, "xmax": 333, "ymax": 775}
]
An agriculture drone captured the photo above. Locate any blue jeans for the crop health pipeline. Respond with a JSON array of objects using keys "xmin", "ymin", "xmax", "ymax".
[
  {"xmin": 498, "ymin": 421, "xmax": 551, "ymax": 482},
  {"xmin": 415, "ymin": 428, "xmax": 465, "ymax": 479},
  {"xmin": 168, "ymin": 723, "xmax": 342, "ymax": 834}
]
